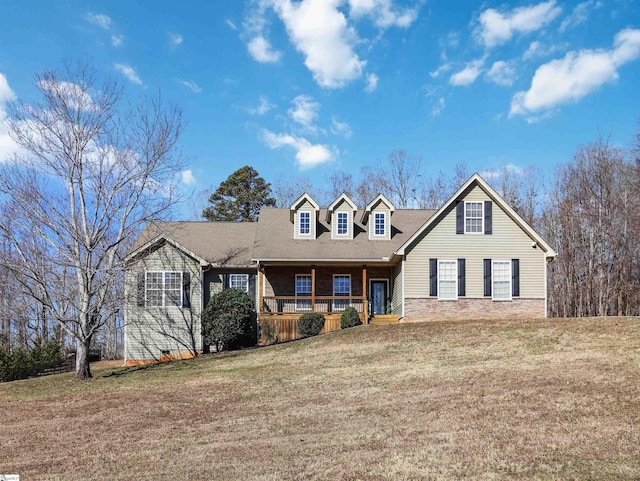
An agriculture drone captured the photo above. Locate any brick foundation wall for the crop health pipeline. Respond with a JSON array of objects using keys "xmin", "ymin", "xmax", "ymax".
[{"xmin": 403, "ymin": 298, "xmax": 545, "ymax": 322}]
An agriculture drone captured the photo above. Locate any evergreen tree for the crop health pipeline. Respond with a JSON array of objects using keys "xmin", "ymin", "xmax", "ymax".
[{"xmin": 202, "ymin": 166, "xmax": 276, "ymax": 221}]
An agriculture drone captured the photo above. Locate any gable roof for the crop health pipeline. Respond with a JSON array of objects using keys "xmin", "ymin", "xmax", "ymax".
[
  {"xmin": 395, "ymin": 173, "xmax": 557, "ymax": 258},
  {"xmin": 361, "ymin": 193, "xmax": 395, "ymax": 224},
  {"xmin": 127, "ymin": 221, "xmax": 258, "ymax": 267},
  {"xmin": 326, "ymin": 193, "xmax": 358, "ymax": 223},
  {"xmin": 253, "ymin": 208, "xmax": 435, "ymax": 262},
  {"xmin": 289, "ymin": 192, "xmax": 320, "ymax": 222}
]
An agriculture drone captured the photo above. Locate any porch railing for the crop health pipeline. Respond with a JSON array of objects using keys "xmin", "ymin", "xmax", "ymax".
[{"xmin": 262, "ymin": 296, "xmax": 364, "ymax": 315}]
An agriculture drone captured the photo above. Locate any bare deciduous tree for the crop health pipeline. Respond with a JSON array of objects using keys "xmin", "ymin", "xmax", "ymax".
[
  {"xmin": 0, "ymin": 61, "xmax": 184, "ymax": 379},
  {"xmin": 382, "ymin": 149, "xmax": 421, "ymax": 208}
]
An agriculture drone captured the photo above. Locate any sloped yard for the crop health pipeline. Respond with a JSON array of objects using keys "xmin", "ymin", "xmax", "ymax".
[{"xmin": 1, "ymin": 317, "xmax": 639, "ymax": 480}]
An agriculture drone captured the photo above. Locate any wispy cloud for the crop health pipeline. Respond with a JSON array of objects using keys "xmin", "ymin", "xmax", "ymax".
[
  {"xmin": 247, "ymin": 35, "xmax": 282, "ymax": 63},
  {"xmin": 179, "ymin": 80, "xmax": 202, "ymax": 93},
  {"xmin": 347, "ymin": 0, "xmax": 420, "ymax": 28},
  {"xmin": 114, "ymin": 64, "xmax": 143, "ymax": 85},
  {"xmin": 432, "ymin": 97, "xmax": 445, "ymax": 116},
  {"xmin": 331, "ymin": 117, "xmax": 353, "ymax": 138},
  {"xmin": 169, "ymin": 32, "xmax": 183, "ymax": 49},
  {"xmin": 485, "ymin": 60, "xmax": 517, "ymax": 87},
  {"xmin": 475, "ymin": 0, "xmax": 562, "ymax": 48},
  {"xmin": 84, "ymin": 12, "xmax": 124, "ymax": 47},
  {"xmin": 449, "ymin": 57, "xmax": 485, "ymax": 86},
  {"xmin": 288, "ymin": 95, "xmax": 320, "ymax": 131},
  {"xmin": 247, "ymin": 96, "xmax": 275, "ymax": 115},
  {"xmin": 560, "ymin": 0, "xmax": 603, "ymax": 32},
  {"xmin": 261, "ymin": 129, "xmax": 333, "ymax": 169},
  {"xmin": 365, "ymin": 73, "xmax": 378, "ymax": 92},
  {"xmin": 226, "ymin": 19, "xmax": 238, "ymax": 30},
  {"xmin": 181, "ymin": 169, "xmax": 197, "ymax": 185},
  {"xmin": 510, "ymin": 28, "xmax": 640, "ymax": 118}
]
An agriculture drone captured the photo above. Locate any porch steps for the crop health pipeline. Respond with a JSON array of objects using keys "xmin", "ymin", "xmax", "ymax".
[{"xmin": 369, "ymin": 314, "xmax": 399, "ymax": 325}]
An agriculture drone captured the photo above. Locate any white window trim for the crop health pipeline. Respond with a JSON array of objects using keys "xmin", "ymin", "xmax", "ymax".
[
  {"xmin": 295, "ymin": 274, "xmax": 312, "ymax": 311},
  {"xmin": 298, "ymin": 211, "xmax": 311, "ymax": 236},
  {"xmin": 437, "ymin": 260, "xmax": 458, "ymax": 301},
  {"xmin": 464, "ymin": 201, "xmax": 484, "ymax": 234},
  {"xmin": 373, "ymin": 211, "xmax": 387, "ymax": 237},
  {"xmin": 145, "ymin": 270, "xmax": 183, "ymax": 308},
  {"xmin": 492, "ymin": 260, "xmax": 512, "ymax": 301},
  {"xmin": 229, "ymin": 273, "xmax": 249, "ymax": 293},
  {"xmin": 333, "ymin": 274, "xmax": 351, "ymax": 311},
  {"xmin": 335, "ymin": 211, "xmax": 350, "ymax": 237}
]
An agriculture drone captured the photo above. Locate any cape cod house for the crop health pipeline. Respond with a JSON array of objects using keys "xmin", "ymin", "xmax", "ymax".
[{"xmin": 123, "ymin": 174, "xmax": 556, "ymax": 364}]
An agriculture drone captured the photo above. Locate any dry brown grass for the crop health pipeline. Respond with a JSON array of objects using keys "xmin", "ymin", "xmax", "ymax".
[{"xmin": 1, "ymin": 317, "xmax": 639, "ymax": 480}]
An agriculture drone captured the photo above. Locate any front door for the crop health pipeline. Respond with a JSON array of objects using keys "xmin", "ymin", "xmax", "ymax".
[{"xmin": 371, "ymin": 280, "xmax": 388, "ymax": 315}]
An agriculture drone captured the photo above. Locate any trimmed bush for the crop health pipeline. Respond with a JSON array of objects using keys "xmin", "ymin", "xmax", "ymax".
[
  {"xmin": 0, "ymin": 339, "xmax": 65, "ymax": 382},
  {"xmin": 298, "ymin": 313, "xmax": 325, "ymax": 338},
  {"xmin": 202, "ymin": 288, "xmax": 257, "ymax": 352},
  {"xmin": 340, "ymin": 306, "xmax": 362, "ymax": 329}
]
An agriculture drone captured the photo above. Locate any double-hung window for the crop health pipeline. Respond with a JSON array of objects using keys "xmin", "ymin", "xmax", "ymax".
[
  {"xmin": 299, "ymin": 211, "xmax": 310, "ymax": 235},
  {"xmin": 465, "ymin": 201, "xmax": 483, "ymax": 233},
  {"xmin": 229, "ymin": 273, "xmax": 249, "ymax": 292},
  {"xmin": 333, "ymin": 275, "xmax": 351, "ymax": 311},
  {"xmin": 146, "ymin": 271, "xmax": 182, "ymax": 307},
  {"xmin": 437, "ymin": 260, "xmax": 457, "ymax": 300},
  {"xmin": 492, "ymin": 260, "xmax": 512, "ymax": 300},
  {"xmin": 374, "ymin": 212, "xmax": 386, "ymax": 236},
  {"xmin": 337, "ymin": 212, "xmax": 348, "ymax": 235},
  {"xmin": 295, "ymin": 275, "xmax": 312, "ymax": 311}
]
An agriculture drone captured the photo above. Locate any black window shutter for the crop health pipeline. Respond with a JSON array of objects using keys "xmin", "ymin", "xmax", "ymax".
[
  {"xmin": 484, "ymin": 259, "xmax": 492, "ymax": 297},
  {"xmin": 484, "ymin": 201, "xmax": 492, "ymax": 235},
  {"xmin": 137, "ymin": 272, "xmax": 145, "ymax": 307},
  {"xmin": 222, "ymin": 273, "xmax": 229, "ymax": 289},
  {"xmin": 456, "ymin": 201, "xmax": 464, "ymax": 234},
  {"xmin": 457, "ymin": 258, "xmax": 465, "ymax": 297},
  {"xmin": 248, "ymin": 274, "xmax": 256, "ymax": 303},
  {"xmin": 429, "ymin": 259, "xmax": 438, "ymax": 297},
  {"xmin": 512, "ymin": 259, "xmax": 520, "ymax": 297},
  {"xmin": 182, "ymin": 272, "xmax": 191, "ymax": 308}
]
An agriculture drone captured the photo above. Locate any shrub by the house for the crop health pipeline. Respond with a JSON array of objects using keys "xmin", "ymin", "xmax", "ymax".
[
  {"xmin": 340, "ymin": 306, "xmax": 362, "ymax": 329},
  {"xmin": 298, "ymin": 313, "xmax": 325, "ymax": 338},
  {"xmin": 202, "ymin": 289, "xmax": 257, "ymax": 352}
]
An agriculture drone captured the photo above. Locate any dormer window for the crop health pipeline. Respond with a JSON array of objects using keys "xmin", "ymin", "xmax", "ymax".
[
  {"xmin": 374, "ymin": 212, "xmax": 386, "ymax": 236},
  {"xmin": 337, "ymin": 212, "xmax": 348, "ymax": 235},
  {"xmin": 299, "ymin": 211, "xmax": 310, "ymax": 235}
]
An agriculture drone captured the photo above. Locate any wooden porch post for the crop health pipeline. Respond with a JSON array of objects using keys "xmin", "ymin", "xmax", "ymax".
[
  {"xmin": 258, "ymin": 268, "xmax": 264, "ymax": 314},
  {"xmin": 362, "ymin": 265, "xmax": 368, "ymax": 324},
  {"xmin": 311, "ymin": 265, "xmax": 316, "ymax": 312}
]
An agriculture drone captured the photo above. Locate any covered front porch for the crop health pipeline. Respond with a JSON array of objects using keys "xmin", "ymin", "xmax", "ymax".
[{"xmin": 257, "ymin": 263, "xmax": 399, "ymax": 341}]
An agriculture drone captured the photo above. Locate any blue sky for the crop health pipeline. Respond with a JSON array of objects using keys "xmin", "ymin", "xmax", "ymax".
[{"xmin": 0, "ymin": 0, "xmax": 639, "ymax": 214}]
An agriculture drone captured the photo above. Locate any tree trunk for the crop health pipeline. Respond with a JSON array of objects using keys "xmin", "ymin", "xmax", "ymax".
[{"xmin": 76, "ymin": 337, "xmax": 92, "ymax": 380}]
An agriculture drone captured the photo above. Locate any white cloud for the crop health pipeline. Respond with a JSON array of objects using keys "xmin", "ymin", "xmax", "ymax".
[
  {"xmin": 0, "ymin": 73, "xmax": 19, "ymax": 163},
  {"xmin": 432, "ymin": 97, "xmax": 445, "ymax": 116},
  {"xmin": 510, "ymin": 28, "xmax": 640, "ymax": 118},
  {"xmin": 181, "ymin": 169, "xmax": 196, "ymax": 185},
  {"xmin": 84, "ymin": 12, "xmax": 112, "ymax": 30},
  {"xmin": 179, "ymin": 80, "xmax": 202, "ymax": 93},
  {"xmin": 114, "ymin": 64, "xmax": 143, "ymax": 85},
  {"xmin": 261, "ymin": 129, "xmax": 333, "ymax": 169},
  {"xmin": 247, "ymin": 35, "xmax": 282, "ymax": 63},
  {"xmin": 38, "ymin": 80, "xmax": 96, "ymax": 111},
  {"xmin": 485, "ymin": 60, "xmax": 517, "ymax": 87},
  {"xmin": 348, "ymin": 0, "xmax": 419, "ymax": 28},
  {"xmin": 522, "ymin": 40, "xmax": 566, "ymax": 61},
  {"xmin": 247, "ymin": 96, "xmax": 275, "ymax": 115},
  {"xmin": 475, "ymin": 1, "xmax": 562, "ymax": 48},
  {"xmin": 365, "ymin": 73, "xmax": 378, "ymax": 92},
  {"xmin": 429, "ymin": 63, "xmax": 451, "ymax": 78},
  {"xmin": 272, "ymin": 0, "xmax": 365, "ymax": 88},
  {"xmin": 288, "ymin": 95, "xmax": 320, "ymax": 129},
  {"xmin": 330, "ymin": 117, "xmax": 353, "ymax": 138},
  {"xmin": 560, "ymin": 0, "xmax": 602, "ymax": 32},
  {"xmin": 111, "ymin": 34, "xmax": 123, "ymax": 47},
  {"xmin": 226, "ymin": 19, "xmax": 238, "ymax": 30},
  {"xmin": 169, "ymin": 32, "xmax": 183, "ymax": 48},
  {"xmin": 449, "ymin": 58, "xmax": 485, "ymax": 86}
]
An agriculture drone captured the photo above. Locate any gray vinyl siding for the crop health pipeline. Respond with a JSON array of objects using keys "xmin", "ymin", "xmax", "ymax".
[
  {"xmin": 124, "ymin": 242, "xmax": 203, "ymax": 362},
  {"xmin": 294, "ymin": 200, "xmax": 316, "ymax": 239},
  {"xmin": 391, "ymin": 262, "xmax": 403, "ymax": 316},
  {"xmin": 404, "ymin": 185, "xmax": 546, "ymax": 299},
  {"xmin": 331, "ymin": 200, "xmax": 354, "ymax": 240}
]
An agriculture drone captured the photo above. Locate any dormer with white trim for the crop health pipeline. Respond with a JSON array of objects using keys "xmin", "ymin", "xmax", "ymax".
[
  {"xmin": 361, "ymin": 194, "xmax": 395, "ymax": 240},
  {"xmin": 290, "ymin": 193, "xmax": 320, "ymax": 240},
  {"xmin": 326, "ymin": 193, "xmax": 358, "ymax": 240}
]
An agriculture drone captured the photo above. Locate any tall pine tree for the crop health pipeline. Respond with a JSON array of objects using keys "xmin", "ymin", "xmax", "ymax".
[{"xmin": 202, "ymin": 166, "xmax": 276, "ymax": 221}]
